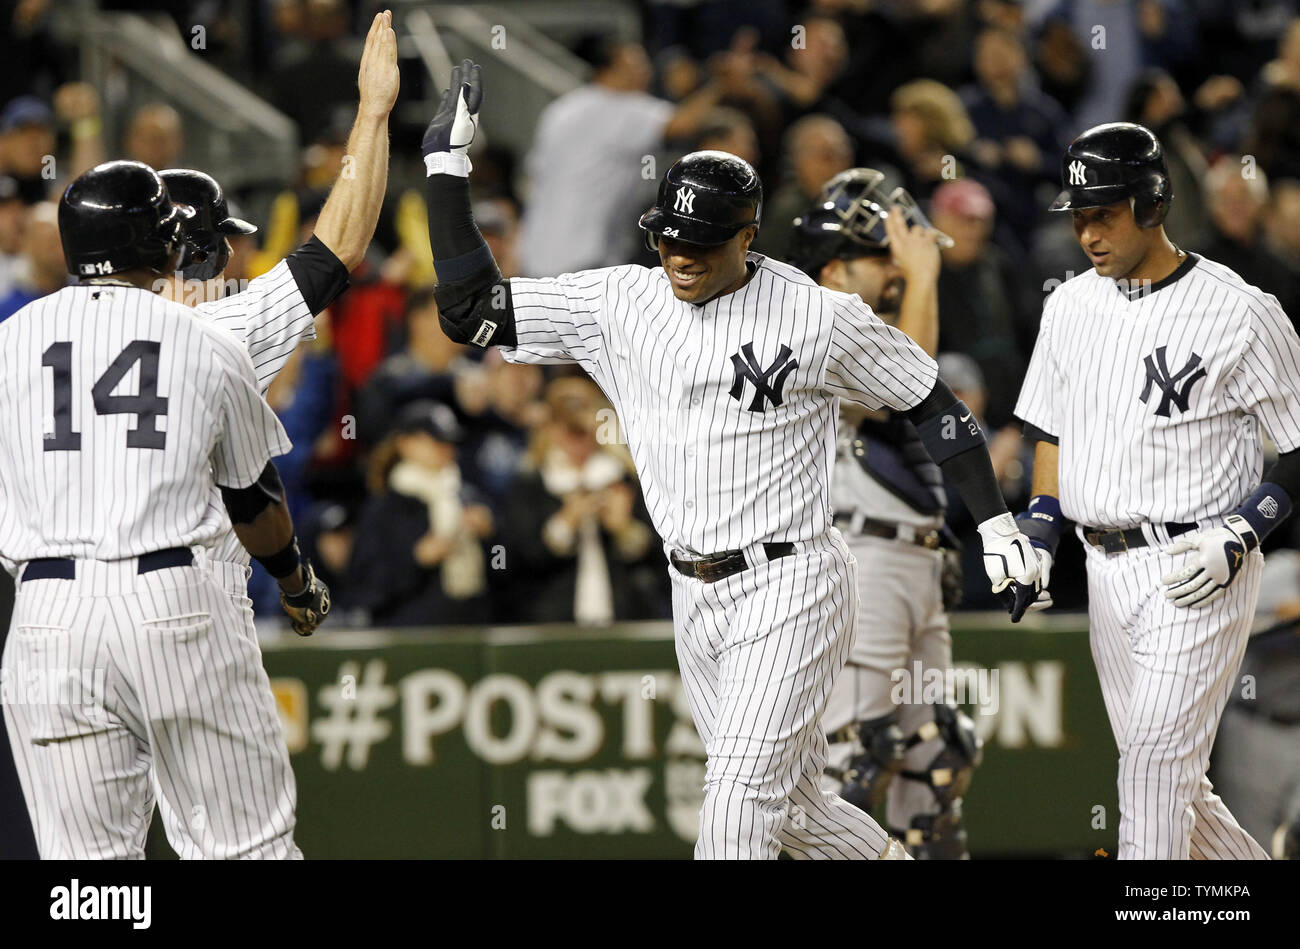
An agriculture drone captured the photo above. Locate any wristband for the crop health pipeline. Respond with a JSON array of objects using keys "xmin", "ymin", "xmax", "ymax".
[
  {"xmin": 1232, "ymin": 482, "xmax": 1292, "ymax": 542},
  {"xmin": 254, "ymin": 537, "xmax": 303, "ymax": 579},
  {"xmin": 425, "ymin": 152, "xmax": 472, "ymax": 177},
  {"xmin": 1015, "ymin": 494, "xmax": 1063, "ymax": 556}
]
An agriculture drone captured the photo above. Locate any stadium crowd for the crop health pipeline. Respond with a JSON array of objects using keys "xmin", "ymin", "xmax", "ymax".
[{"xmin": 4, "ymin": 0, "xmax": 1300, "ymax": 627}]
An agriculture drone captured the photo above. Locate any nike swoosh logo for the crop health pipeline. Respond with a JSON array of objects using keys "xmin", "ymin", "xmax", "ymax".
[{"xmin": 960, "ymin": 413, "xmax": 972, "ymax": 422}]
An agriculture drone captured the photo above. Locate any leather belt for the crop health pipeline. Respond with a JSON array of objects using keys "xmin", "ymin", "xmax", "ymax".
[
  {"xmin": 21, "ymin": 547, "xmax": 194, "ymax": 582},
  {"xmin": 1082, "ymin": 522, "xmax": 1197, "ymax": 554},
  {"xmin": 670, "ymin": 542, "xmax": 796, "ymax": 583},
  {"xmin": 832, "ymin": 513, "xmax": 942, "ymax": 550}
]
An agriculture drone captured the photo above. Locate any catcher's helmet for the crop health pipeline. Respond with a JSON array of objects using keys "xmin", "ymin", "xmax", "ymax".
[
  {"xmin": 59, "ymin": 160, "xmax": 193, "ymax": 278},
  {"xmin": 790, "ymin": 168, "xmax": 953, "ymax": 278},
  {"xmin": 159, "ymin": 168, "xmax": 257, "ymax": 281},
  {"xmin": 1049, "ymin": 122, "xmax": 1172, "ymax": 228},
  {"xmin": 639, "ymin": 150, "xmax": 761, "ymax": 249}
]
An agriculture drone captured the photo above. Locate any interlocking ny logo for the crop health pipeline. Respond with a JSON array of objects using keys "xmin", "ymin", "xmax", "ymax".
[
  {"xmin": 1069, "ymin": 160, "xmax": 1087, "ymax": 186},
  {"xmin": 729, "ymin": 342, "xmax": 798, "ymax": 412},
  {"xmin": 674, "ymin": 186, "xmax": 696, "ymax": 214},
  {"xmin": 1139, "ymin": 346, "xmax": 1207, "ymax": 417}
]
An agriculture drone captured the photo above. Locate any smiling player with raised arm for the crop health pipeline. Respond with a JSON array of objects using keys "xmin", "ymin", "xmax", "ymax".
[{"xmin": 423, "ymin": 61, "xmax": 1040, "ymax": 859}]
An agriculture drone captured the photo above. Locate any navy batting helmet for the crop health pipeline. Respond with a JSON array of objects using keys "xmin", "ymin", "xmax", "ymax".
[
  {"xmin": 59, "ymin": 160, "xmax": 193, "ymax": 278},
  {"xmin": 159, "ymin": 168, "xmax": 257, "ymax": 281},
  {"xmin": 790, "ymin": 168, "xmax": 952, "ymax": 278},
  {"xmin": 639, "ymin": 150, "xmax": 761, "ymax": 249},
  {"xmin": 1049, "ymin": 122, "xmax": 1172, "ymax": 228}
]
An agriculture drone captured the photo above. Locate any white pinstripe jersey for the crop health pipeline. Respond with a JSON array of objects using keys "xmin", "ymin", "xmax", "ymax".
[
  {"xmin": 192, "ymin": 261, "xmax": 316, "ymax": 566},
  {"xmin": 1015, "ymin": 253, "xmax": 1300, "ymax": 528},
  {"xmin": 0, "ymin": 285, "xmax": 292, "ymax": 563},
  {"xmin": 504, "ymin": 253, "xmax": 939, "ymax": 554}
]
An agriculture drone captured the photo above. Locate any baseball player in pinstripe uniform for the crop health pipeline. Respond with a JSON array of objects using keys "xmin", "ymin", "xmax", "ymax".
[
  {"xmin": 1015, "ymin": 122, "xmax": 1300, "ymax": 859},
  {"xmin": 0, "ymin": 160, "xmax": 329, "ymax": 859},
  {"xmin": 3, "ymin": 9, "xmax": 398, "ymax": 859},
  {"xmin": 788, "ymin": 169, "xmax": 982, "ymax": 859},
  {"xmin": 422, "ymin": 62, "xmax": 1041, "ymax": 859}
]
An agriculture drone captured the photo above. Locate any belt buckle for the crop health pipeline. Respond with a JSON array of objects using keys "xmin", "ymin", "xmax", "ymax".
[
  {"xmin": 696, "ymin": 559, "xmax": 723, "ymax": 583},
  {"xmin": 1100, "ymin": 531, "xmax": 1128, "ymax": 555},
  {"xmin": 921, "ymin": 530, "xmax": 941, "ymax": 550}
]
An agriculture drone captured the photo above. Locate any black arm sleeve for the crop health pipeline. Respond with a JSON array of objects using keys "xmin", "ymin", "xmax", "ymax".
[
  {"xmin": 1020, "ymin": 420, "xmax": 1059, "ymax": 446},
  {"xmin": 905, "ymin": 378, "xmax": 1009, "ymax": 524},
  {"xmin": 426, "ymin": 173, "xmax": 516, "ymax": 348},
  {"xmin": 219, "ymin": 462, "xmax": 285, "ymax": 524},
  {"xmin": 285, "ymin": 235, "xmax": 351, "ymax": 315}
]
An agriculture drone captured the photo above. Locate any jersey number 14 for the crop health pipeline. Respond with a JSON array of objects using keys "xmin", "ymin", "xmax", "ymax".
[{"xmin": 42, "ymin": 340, "xmax": 169, "ymax": 451}]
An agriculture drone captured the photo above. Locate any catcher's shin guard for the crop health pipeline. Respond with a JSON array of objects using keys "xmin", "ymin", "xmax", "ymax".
[
  {"xmin": 828, "ymin": 713, "xmax": 907, "ymax": 812},
  {"xmin": 891, "ymin": 703, "xmax": 983, "ymax": 859}
]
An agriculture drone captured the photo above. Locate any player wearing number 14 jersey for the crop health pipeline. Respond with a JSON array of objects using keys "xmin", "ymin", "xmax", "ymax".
[{"xmin": 0, "ymin": 161, "xmax": 328, "ymax": 859}]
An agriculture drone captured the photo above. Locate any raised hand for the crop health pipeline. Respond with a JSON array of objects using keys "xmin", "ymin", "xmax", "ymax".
[
  {"xmin": 358, "ymin": 10, "xmax": 400, "ymax": 119},
  {"xmin": 422, "ymin": 59, "xmax": 483, "ymax": 177}
]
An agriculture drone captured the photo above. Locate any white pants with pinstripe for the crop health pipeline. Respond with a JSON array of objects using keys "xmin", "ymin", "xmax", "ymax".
[
  {"xmin": 1, "ymin": 553, "xmax": 300, "ymax": 859},
  {"xmin": 670, "ymin": 529, "xmax": 893, "ymax": 859},
  {"xmin": 1084, "ymin": 533, "xmax": 1269, "ymax": 860}
]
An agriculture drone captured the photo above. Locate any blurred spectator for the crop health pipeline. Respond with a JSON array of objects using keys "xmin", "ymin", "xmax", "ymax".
[
  {"xmin": 961, "ymin": 26, "xmax": 1070, "ymax": 235},
  {"xmin": 452, "ymin": 353, "xmax": 546, "ymax": 517},
  {"xmin": 1262, "ymin": 17, "xmax": 1300, "ymax": 93},
  {"xmin": 518, "ymin": 33, "xmax": 738, "ymax": 275},
  {"xmin": 1243, "ymin": 85, "xmax": 1300, "ymax": 181},
  {"xmin": 1044, "ymin": 0, "xmax": 1197, "ymax": 131},
  {"xmin": 123, "ymin": 103, "xmax": 184, "ymax": 171},
  {"xmin": 0, "ymin": 95, "xmax": 55, "ymax": 203},
  {"xmin": 1123, "ymin": 69, "xmax": 1210, "ymax": 246},
  {"xmin": 1197, "ymin": 0, "xmax": 1299, "ymax": 86},
  {"xmin": 474, "ymin": 196, "xmax": 521, "ymax": 279},
  {"xmin": 1265, "ymin": 177, "xmax": 1300, "ymax": 272},
  {"xmin": 354, "ymin": 288, "xmax": 470, "ymax": 445},
  {"xmin": 348, "ymin": 400, "xmax": 495, "ymax": 627},
  {"xmin": 298, "ymin": 499, "xmax": 361, "ymax": 618},
  {"xmin": 0, "ymin": 175, "xmax": 25, "ymax": 298},
  {"xmin": 0, "ymin": 201, "xmax": 63, "ymax": 321},
  {"xmin": 887, "ymin": 79, "xmax": 978, "ymax": 200},
  {"xmin": 266, "ymin": 0, "xmax": 360, "ymax": 146},
  {"xmin": 1195, "ymin": 157, "xmax": 1300, "ymax": 319},
  {"xmin": 1032, "ymin": 15, "xmax": 1092, "ymax": 119},
  {"xmin": 752, "ymin": 15, "xmax": 849, "ymax": 117},
  {"xmin": 0, "ymin": 0, "xmax": 68, "ymax": 106},
  {"xmin": 642, "ymin": 0, "xmax": 789, "ymax": 60},
  {"xmin": 501, "ymin": 378, "xmax": 667, "ymax": 625},
  {"xmin": 690, "ymin": 106, "xmax": 761, "ymax": 167},
  {"xmin": 929, "ymin": 179, "xmax": 1028, "ymax": 425},
  {"xmin": 752, "ymin": 114, "xmax": 853, "ymax": 261}
]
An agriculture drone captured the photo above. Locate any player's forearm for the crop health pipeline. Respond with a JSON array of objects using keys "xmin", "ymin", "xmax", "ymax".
[
  {"xmin": 313, "ymin": 112, "xmax": 390, "ymax": 271},
  {"xmin": 906, "ymin": 378, "xmax": 1009, "ymax": 523},
  {"xmin": 424, "ymin": 172, "xmax": 516, "ymax": 348},
  {"xmin": 1031, "ymin": 440, "xmax": 1059, "ymax": 497},
  {"xmin": 231, "ymin": 499, "xmax": 307, "ymax": 592},
  {"xmin": 894, "ymin": 281, "xmax": 939, "ymax": 358}
]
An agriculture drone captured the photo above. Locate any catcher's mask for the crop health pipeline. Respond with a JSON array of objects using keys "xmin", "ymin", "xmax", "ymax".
[{"xmin": 790, "ymin": 168, "xmax": 952, "ymax": 278}]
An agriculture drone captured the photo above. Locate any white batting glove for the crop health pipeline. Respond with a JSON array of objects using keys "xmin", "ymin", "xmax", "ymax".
[
  {"xmin": 1026, "ymin": 547, "xmax": 1054, "ymax": 612},
  {"xmin": 1160, "ymin": 515, "xmax": 1257, "ymax": 609},
  {"xmin": 977, "ymin": 513, "xmax": 1041, "ymax": 622},
  {"xmin": 422, "ymin": 59, "xmax": 482, "ymax": 177}
]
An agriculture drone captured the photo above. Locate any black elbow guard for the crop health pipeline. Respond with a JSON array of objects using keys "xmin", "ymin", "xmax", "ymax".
[
  {"xmin": 435, "ymin": 258, "xmax": 517, "ymax": 349},
  {"xmin": 906, "ymin": 379, "xmax": 987, "ymax": 464},
  {"xmin": 220, "ymin": 462, "xmax": 285, "ymax": 524}
]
